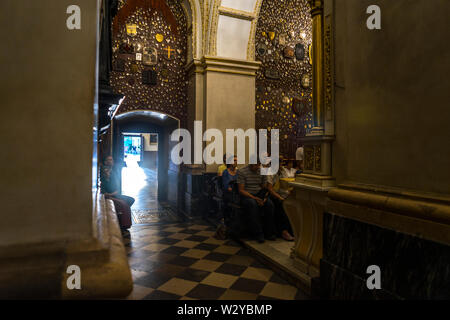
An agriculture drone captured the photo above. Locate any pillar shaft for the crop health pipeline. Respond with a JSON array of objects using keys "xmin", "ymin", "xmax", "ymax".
[{"xmin": 309, "ymin": 0, "xmax": 325, "ymax": 132}]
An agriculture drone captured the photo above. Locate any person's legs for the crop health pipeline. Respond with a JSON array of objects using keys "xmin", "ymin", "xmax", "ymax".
[
  {"xmin": 110, "ymin": 198, "xmax": 132, "ymax": 230},
  {"xmin": 270, "ymin": 196, "xmax": 294, "ymax": 240},
  {"xmin": 271, "ymin": 197, "xmax": 292, "ymax": 234},
  {"xmin": 117, "ymin": 195, "xmax": 135, "ymax": 207},
  {"xmin": 223, "ymin": 192, "xmax": 232, "ymax": 227},
  {"xmin": 241, "ymin": 198, "xmax": 264, "ymax": 241},
  {"xmin": 270, "ymin": 196, "xmax": 283, "ymax": 236},
  {"xmin": 262, "ymin": 198, "xmax": 276, "ymax": 239}
]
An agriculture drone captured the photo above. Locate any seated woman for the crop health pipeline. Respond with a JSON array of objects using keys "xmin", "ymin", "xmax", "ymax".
[
  {"xmin": 266, "ymin": 166, "xmax": 295, "ymax": 241},
  {"xmin": 222, "ymin": 155, "xmax": 238, "ymax": 192},
  {"xmin": 100, "ymin": 166, "xmax": 133, "ymax": 235},
  {"xmin": 217, "ymin": 154, "xmax": 228, "ymax": 177},
  {"xmin": 281, "ymin": 159, "xmax": 297, "ymax": 178}
]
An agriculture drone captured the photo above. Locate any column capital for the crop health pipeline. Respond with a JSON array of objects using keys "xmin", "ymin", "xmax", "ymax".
[{"xmin": 201, "ymin": 55, "xmax": 261, "ymax": 77}]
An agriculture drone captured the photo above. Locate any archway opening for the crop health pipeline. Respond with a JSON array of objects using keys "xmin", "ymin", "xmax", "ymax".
[{"xmin": 113, "ymin": 110, "xmax": 180, "ymax": 224}]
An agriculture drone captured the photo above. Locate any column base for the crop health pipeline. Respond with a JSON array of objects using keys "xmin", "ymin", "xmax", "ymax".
[
  {"xmin": 0, "ymin": 195, "xmax": 133, "ymax": 299},
  {"xmin": 282, "ymin": 174, "xmax": 335, "ymax": 294}
]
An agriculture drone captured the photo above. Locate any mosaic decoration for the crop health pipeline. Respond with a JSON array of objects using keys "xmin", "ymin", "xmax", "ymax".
[
  {"xmin": 301, "ymin": 74, "xmax": 310, "ymax": 88},
  {"xmin": 126, "ymin": 23, "xmax": 137, "ymax": 36},
  {"xmin": 304, "ymin": 146, "xmax": 314, "ymax": 171},
  {"xmin": 156, "ymin": 33, "xmax": 164, "ymax": 42},
  {"xmin": 257, "ymin": 43, "xmax": 268, "ymax": 56},
  {"xmin": 142, "ymin": 69, "xmax": 157, "ymax": 86},
  {"xmin": 119, "ymin": 42, "xmax": 134, "ymax": 54},
  {"xmin": 114, "ymin": 58, "xmax": 126, "ymax": 72},
  {"xmin": 142, "ymin": 47, "xmax": 158, "ymax": 66},
  {"xmin": 255, "ymin": 0, "xmax": 313, "ymax": 158},
  {"xmin": 283, "ymin": 46, "xmax": 295, "ymax": 59},
  {"xmin": 111, "ymin": 0, "xmax": 188, "ymax": 124},
  {"xmin": 292, "ymin": 97, "xmax": 307, "ymax": 116},
  {"xmin": 314, "ymin": 145, "xmax": 322, "ymax": 171},
  {"xmin": 295, "ymin": 43, "xmax": 305, "ymax": 60}
]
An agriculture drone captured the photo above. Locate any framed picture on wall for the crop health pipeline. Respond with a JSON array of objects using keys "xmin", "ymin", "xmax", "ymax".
[
  {"xmin": 150, "ymin": 134, "xmax": 158, "ymax": 145},
  {"xmin": 292, "ymin": 97, "xmax": 308, "ymax": 116}
]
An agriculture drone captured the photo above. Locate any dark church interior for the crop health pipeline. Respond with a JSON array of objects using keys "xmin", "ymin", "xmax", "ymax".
[{"xmin": 0, "ymin": 0, "xmax": 449, "ymax": 304}]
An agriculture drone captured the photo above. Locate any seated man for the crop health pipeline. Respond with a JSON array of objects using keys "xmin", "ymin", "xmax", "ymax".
[
  {"xmin": 237, "ymin": 158, "xmax": 276, "ymax": 243},
  {"xmin": 295, "ymin": 146, "xmax": 304, "ymax": 174},
  {"xmin": 100, "ymin": 156, "xmax": 134, "ymax": 235}
]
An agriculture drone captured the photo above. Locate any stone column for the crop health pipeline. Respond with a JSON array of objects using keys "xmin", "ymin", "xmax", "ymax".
[
  {"xmin": 181, "ymin": 56, "xmax": 261, "ymax": 218},
  {"xmin": 309, "ymin": 0, "xmax": 325, "ymax": 132},
  {"xmin": 182, "ymin": 59, "xmax": 206, "ymax": 218},
  {"xmin": 0, "ymin": 0, "xmax": 132, "ymax": 298},
  {"xmin": 202, "ymin": 56, "xmax": 261, "ymax": 173}
]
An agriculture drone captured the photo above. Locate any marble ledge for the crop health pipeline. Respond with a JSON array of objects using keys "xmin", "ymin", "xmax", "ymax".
[
  {"xmin": 327, "ymin": 185, "xmax": 450, "ymax": 246},
  {"xmin": 62, "ymin": 199, "xmax": 133, "ymax": 299},
  {"xmin": 289, "ymin": 174, "xmax": 336, "ymax": 192}
]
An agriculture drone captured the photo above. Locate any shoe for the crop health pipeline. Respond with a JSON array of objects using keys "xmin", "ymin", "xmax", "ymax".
[
  {"xmin": 121, "ymin": 229, "xmax": 130, "ymax": 238},
  {"xmin": 257, "ymin": 236, "xmax": 265, "ymax": 243},
  {"xmin": 282, "ymin": 230, "xmax": 294, "ymax": 241},
  {"xmin": 268, "ymin": 235, "xmax": 277, "ymax": 241}
]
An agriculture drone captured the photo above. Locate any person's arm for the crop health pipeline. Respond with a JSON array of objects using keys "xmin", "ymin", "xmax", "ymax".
[
  {"xmin": 217, "ymin": 165, "xmax": 225, "ymax": 176},
  {"xmin": 237, "ymin": 170, "xmax": 264, "ymax": 205},
  {"xmin": 238, "ymin": 183, "xmax": 264, "ymax": 206},
  {"xmin": 267, "ymin": 182, "xmax": 284, "ymax": 201},
  {"xmin": 222, "ymin": 171, "xmax": 232, "ymax": 192}
]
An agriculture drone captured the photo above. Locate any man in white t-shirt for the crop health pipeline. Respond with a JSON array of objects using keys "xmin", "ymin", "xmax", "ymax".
[{"xmin": 295, "ymin": 146, "xmax": 304, "ymax": 170}]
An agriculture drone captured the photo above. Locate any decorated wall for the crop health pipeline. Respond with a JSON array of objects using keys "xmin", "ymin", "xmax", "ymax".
[
  {"xmin": 255, "ymin": 0, "xmax": 313, "ymax": 158},
  {"xmin": 110, "ymin": 0, "xmax": 188, "ymax": 125}
]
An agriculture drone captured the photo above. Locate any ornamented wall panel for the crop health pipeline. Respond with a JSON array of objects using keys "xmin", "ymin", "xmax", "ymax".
[
  {"xmin": 255, "ymin": 0, "xmax": 313, "ymax": 158},
  {"xmin": 111, "ymin": 0, "xmax": 188, "ymax": 125}
]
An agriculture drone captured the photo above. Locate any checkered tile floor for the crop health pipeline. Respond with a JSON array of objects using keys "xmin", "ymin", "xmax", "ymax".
[{"xmin": 123, "ymin": 220, "xmax": 309, "ymax": 300}]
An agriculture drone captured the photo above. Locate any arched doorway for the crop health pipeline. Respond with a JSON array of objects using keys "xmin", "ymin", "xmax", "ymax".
[
  {"xmin": 106, "ymin": 0, "xmax": 194, "ymax": 222},
  {"xmin": 112, "ymin": 110, "xmax": 180, "ymax": 224}
]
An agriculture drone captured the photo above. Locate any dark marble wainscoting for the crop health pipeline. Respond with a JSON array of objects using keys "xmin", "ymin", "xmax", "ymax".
[{"xmin": 321, "ymin": 213, "xmax": 450, "ymax": 300}]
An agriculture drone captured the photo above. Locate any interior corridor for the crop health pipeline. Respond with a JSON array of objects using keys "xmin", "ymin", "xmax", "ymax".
[{"xmin": 122, "ymin": 158, "xmax": 178, "ymax": 225}]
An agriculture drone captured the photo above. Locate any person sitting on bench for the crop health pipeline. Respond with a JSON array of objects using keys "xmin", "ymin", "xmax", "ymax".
[
  {"xmin": 237, "ymin": 156, "xmax": 276, "ymax": 243},
  {"xmin": 222, "ymin": 155, "xmax": 238, "ymax": 193},
  {"xmin": 100, "ymin": 156, "xmax": 134, "ymax": 235},
  {"xmin": 266, "ymin": 165, "xmax": 295, "ymax": 241}
]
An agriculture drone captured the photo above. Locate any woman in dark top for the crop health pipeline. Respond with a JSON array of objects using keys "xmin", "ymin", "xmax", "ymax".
[
  {"xmin": 221, "ymin": 156, "xmax": 238, "ymax": 228},
  {"xmin": 222, "ymin": 156, "xmax": 238, "ymax": 193}
]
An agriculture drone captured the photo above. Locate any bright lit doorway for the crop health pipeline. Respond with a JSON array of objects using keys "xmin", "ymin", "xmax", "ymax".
[{"xmin": 123, "ymin": 134, "xmax": 143, "ymax": 163}]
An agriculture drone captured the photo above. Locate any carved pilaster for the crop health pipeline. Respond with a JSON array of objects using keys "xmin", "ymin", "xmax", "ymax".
[
  {"xmin": 282, "ymin": 1, "xmax": 336, "ymax": 293},
  {"xmin": 308, "ymin": 0, "xmax": 324, "ymax": 133}
]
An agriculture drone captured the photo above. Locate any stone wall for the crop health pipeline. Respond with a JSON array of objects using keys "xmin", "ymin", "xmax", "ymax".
[
  {"xmin": 332, "ymin": 0, "xmax": 450, "ymax": 194},
  {"xmin": 255, "ymin": 0, "xmax": 313, "ymax": 158},
  {"xmin": 110, "ymin": 0, "xmax": 188, "ymax": 125},
  {"xmin": 322, "ymin": 213, "xmax": 450, "ymax": 299}
]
